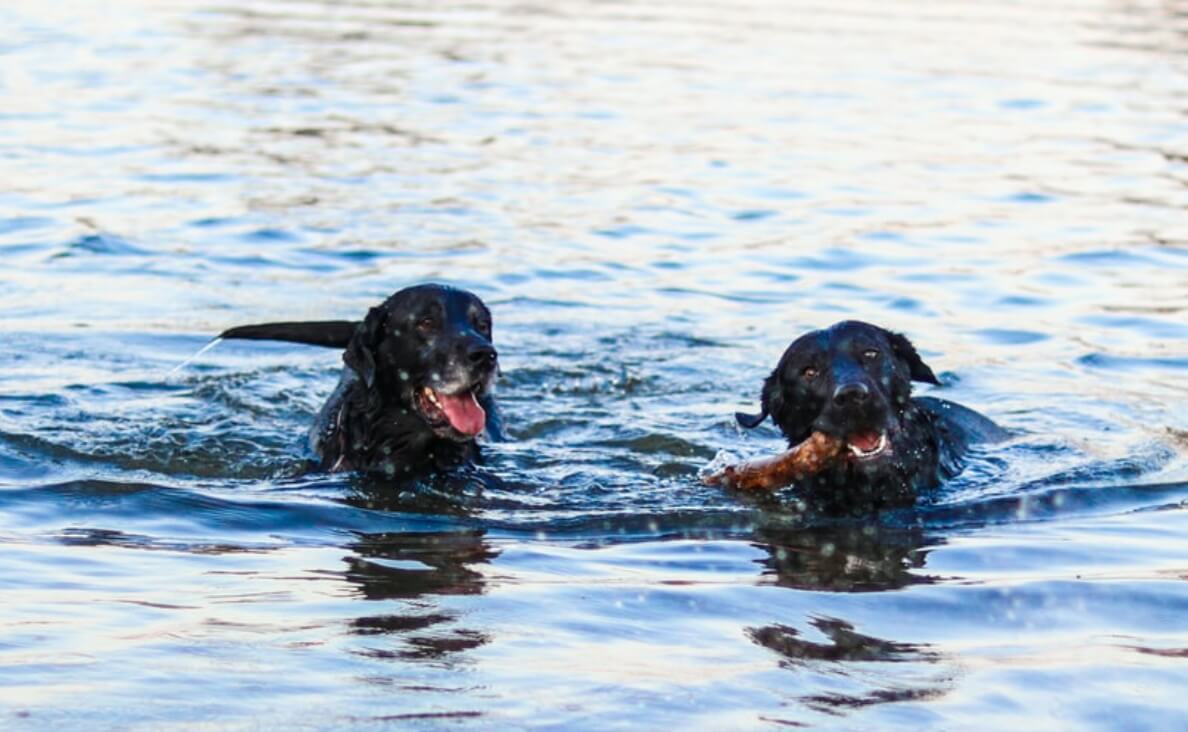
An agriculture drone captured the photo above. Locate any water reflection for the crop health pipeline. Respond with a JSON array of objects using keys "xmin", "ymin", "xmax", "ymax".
[
  {"xmin": 345, "ymin": 529, "xmax": 496, "ymax": 663},
  {"xmin": 345, "ymin": 529, "xmax": 496, "ymax": 600},
  {"xmin": 55, "ymin": 526, "xmax": 263, "ymax": 555},
  {"xmin": 744, "ymin": 522, "xmax": 952, "ymax": 714},
  {"xmin": 749, "ymin": 616, "xmax": 941, "ymax": 665},
  {"xmin": 748, "ymin": 616, "xmax": 949, "ymax": 712},
  {"xmin": 754, "ymin": 524, "xmax": 939, "ymax": 593}
]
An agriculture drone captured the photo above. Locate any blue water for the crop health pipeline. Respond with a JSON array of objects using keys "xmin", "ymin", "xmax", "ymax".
[{"xmin": 1, "ymin": 0, "xmax": 1187, "ymax": 729}]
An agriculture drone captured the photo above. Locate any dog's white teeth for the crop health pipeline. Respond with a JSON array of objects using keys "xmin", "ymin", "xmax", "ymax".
[
  {"xmin": 423, "ymin": 388, "xmax": 441, "ymax": 407},
  {"xmin": 848, "ymin": 433, "xmax": 888, "ymax": 457}
]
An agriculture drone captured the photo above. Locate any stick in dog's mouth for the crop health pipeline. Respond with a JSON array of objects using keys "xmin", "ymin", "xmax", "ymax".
[{"xmin": 704, "ymin": 431, "xmax": 844, "ymax": 491}]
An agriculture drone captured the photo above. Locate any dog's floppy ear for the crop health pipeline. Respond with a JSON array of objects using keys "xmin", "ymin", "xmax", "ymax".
[
  {"xmin": 735, "ymin": 408, "xmax": 767, "ymax": 429},
  {"xmin": 735, "ymin": 371, "xmax": 780, "ymax": 429},
  {"xmin": 343, "ymin": 306, "xmax": 385, "ymax": 388},
  {"xmin": 887, "ymin": 331, "xmax": 940, "ymax": 385}
]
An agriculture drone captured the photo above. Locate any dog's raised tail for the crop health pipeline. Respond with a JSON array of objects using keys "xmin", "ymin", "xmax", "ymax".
[{"xmin": 219, "ymin": 320, "xmax": 359, "ymax": 349}]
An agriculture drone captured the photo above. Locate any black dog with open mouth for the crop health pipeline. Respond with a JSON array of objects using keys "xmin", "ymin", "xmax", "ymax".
[
  {"xmin": 220, "ymin": 284, "xmax": 500, "ymax": 476},
  {"xmin": 736, "ymin": 320, "xmax": 1004, "ymax": 511}
]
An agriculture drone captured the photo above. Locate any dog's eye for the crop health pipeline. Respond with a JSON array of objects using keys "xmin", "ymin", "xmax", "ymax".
[
  {"xmin": 801, "ymin": 366, "xmax": 819, "ymax": 380},
  {"xmin": 862, "ymin": 349, "xmax": 880, "ymax": 361},
  {"xmin": 416, "ymin": 317, "xmax": 438, "ymax": 334}
]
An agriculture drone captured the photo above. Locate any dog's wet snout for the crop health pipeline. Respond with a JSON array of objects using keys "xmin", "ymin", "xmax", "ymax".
[
  {"xmin": 466, "ymin": 342, "xmax": 498, "ymax": 369},
  {"xmin": 832, "ymin": 382, "xmax": 870, "ymax": 409}
]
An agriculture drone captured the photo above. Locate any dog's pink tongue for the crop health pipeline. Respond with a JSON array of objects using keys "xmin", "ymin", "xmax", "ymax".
[{"xmin": 437, "ymin": 391, "xmax": 486, "ymax": 436}]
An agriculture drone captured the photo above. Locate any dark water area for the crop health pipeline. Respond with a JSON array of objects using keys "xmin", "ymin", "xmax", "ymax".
[{"xmin": 1, "ymin": 0, "xmax": 1187, "ymax": 729}]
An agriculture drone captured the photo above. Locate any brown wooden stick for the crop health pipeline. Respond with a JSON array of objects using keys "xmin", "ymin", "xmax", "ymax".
[{"xmin": 704, "ymin": 431, "xmax": 843, "ymax": 491}]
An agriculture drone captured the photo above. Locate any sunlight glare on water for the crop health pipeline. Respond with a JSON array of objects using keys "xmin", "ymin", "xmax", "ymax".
[{"xmin": 0, "ymin": 0, "xmax": 1187, "ymax": 729}]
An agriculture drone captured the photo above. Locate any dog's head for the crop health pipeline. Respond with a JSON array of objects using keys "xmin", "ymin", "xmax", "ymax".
[
  {"xmin": 344, "ymin": 284, "xmax": 498, "ymax": 441},
  {"xmin": 738, "ymin": 321, "xmax": 939, "ymax": 472}
]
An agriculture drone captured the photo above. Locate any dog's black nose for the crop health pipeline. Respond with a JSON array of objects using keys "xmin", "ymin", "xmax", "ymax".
[
  {"xmin": 833, "ymin": 382, "xmax": 870, "ymax": 408},
  {"xmin": 467, "ymin": 344, "xmax": 498, "ymax": 367}
]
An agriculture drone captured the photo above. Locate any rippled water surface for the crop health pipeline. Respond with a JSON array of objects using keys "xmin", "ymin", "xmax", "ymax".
[{"xmin": 2, "ymin": 0, "xmax": 1188, "ymax": 728}]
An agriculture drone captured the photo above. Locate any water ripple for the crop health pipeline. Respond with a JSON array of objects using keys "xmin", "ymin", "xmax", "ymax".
[{"xmin": 1, "ymin": 0, "xmax": 1187, "ymax": 728}]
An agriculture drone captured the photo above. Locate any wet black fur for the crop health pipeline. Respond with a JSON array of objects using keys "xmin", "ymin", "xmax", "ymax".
[
  {"xmin": 737, "ymin": 321, "xmax": 1004, "ymax": 512},
  {"xmin": 221, "ymin": 284, "xmax": 500, "ymax": 477}
]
